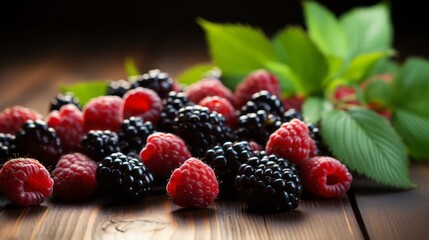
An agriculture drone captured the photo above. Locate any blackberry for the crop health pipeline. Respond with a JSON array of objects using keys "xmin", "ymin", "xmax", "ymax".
[
  {"xmin": 49, "ymin": 92, "xmax": 81, "ymax": 112},
  {"xmin": 97, "ymin": 152, "xmax": 154, "ymax": 201},
  {"xmin": 158, "ymin": 91, "xmax": 193, "ymax": 132},
  {"xmin": 118, "ymin": 117, "xmax": 155, "ymax": 154},
  {"xmin": 172, "ymin": 105, "xmax": 233, "ymax": 158},
  {"xmin": 240, "ymin": 91, "xmax": 284, "ymax": 116},
  {"xmin": 81, "ymin": 130, "xmax": 120, "ymax": 161},
  {"xmin": 130, "ymin": 69, "xmax": 174, "ymax": 99},
  {"xmin": 203, "ymin": 141, "xmax": 254, "ymax": 196},
  {"xmin": 15, "ymin": 120, "xmax": 63, "ymax": 169},
  {"xmin": 236, "ymin": 110, "xmax": 282, "ymax": 146},
  {"xmin": 0, "ymin": 133, "xmax": 17, "ymax": 164},
  {"xmin": 108, "ymin": 79, "xmax": 131, "ymax": 98},
  {"xmin": 283, "ymin": 108, "xmax": 304, "ymax": 122},
  {"xmin": 307, "ymin": 123, "xmax": 331, "ymax": 156},
  {"xmin": 234, "ymin": 152, "xmax": 302, "ymax": 212}
]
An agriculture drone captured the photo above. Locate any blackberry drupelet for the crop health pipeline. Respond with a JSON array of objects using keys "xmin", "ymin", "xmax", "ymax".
[
  {"xmin": 240, "ymin": 91, "xmax": 284, "ymax": 116},
  {"xmin": 172, "ymin": 105, "xmax": 233, "ymax": 158},
  {"xmin": 108, "ymin": 79, "xmax": 131, "ymax": 98},
  {"xmin": 81, "ymin": 130, "xmax": 120, "ymax": 161},
  {"xmin": 234, "ymin": 152, "xmax": 302, "ymax": 212},
  {"xmin": 0, "ymin": 133, "xmax": 17, "ymax": 164},
  {"xmin": 203, "ymin": 141, "xmax": 254, "ymax": 196},
  {"xmin": 49, "ymin": 92, "xmax": 81, "ymax": 112},
  {"xmin": 118, "ymin": 117, "xmax": 155, "ymax": 154},
  {"xmin": 236, "ymin": 110, "xmax": 282, "ymax": 146},
  {"xmin": 282, "ymin": 108, "xmax": 304, "ymax": 122},
  {"xmin": 96, "ymin": 152, "xmax": 154, "ymax": 201},
  {"xmin": 158, "ymin": 91, "xmax": 192, "ymax": 132},
  {"xmin": 15, "ymin": 120, "xmax": 63, "ymax": 169},
  {"xmin": 307, "ymin": 123, "xmax": 331, "ymax": 156},
  {"xmin": 130, "ymin": 69, "xmax": 174, "ymax": 99}
]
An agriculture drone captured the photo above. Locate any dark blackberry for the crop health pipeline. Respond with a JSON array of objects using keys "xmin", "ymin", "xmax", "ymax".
[
  {"xmin": 234, "ymin": 152, "xmax": 302, "ymax": 212},
  {"xmin": 96, "ymin": 152, "xmax": 154, "ymax": 201},
  {"xmin": 15, "ymin": 120, "xmax": 63, "ymax": 169},
  {"xmin": 158, "ymin": 91, "xmax": 193, "ymax": 132},
  {"xmin": 236, "ymin": 110, "xmax": 282, "ymax": 146},
  {"xmin": 130, "ymin": 69, "xmax": 174, "ymax": 99},
  {"xmin": 283, "ymin": 108, "xmax": 304, "ymax": 122},
  {"xmin": 172, "ymin": 105, "xmax": 233, "ymax": 158},
  {"xmin": 240, "ymin": 91, "xmax": 284, "ymax": 116},
  {"xmin": 49, "ymin": 92, "xmax": 81, "ymax": 112},
  {"xmin": 81, "ymin": 130, "xmax": 120, "ymax": 161},
  {"xmin": 203, "ymin": 141, "xmax": 254, "ymax": 196},
  {"xmin": 307, "ymin": 123, "xmax": 331, "ymax": 156},
  {"xmin": 0, "ymin": 133, "xmax": 17, "ymax": 164},
  {"xmin": 118, "ymin": 117, "xmax": 155, "ymax": 154},
  {"xmin": 108, "ymin": 79, "xmax": 131, "ymax": 98}
]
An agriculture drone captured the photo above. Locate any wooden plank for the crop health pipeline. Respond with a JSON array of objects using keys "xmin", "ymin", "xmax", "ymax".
[
  {"xmin": 0, "ymin": 194, "xmax": 363, "ymax": 239},
  {"xmin": 353, "ymin": 164, "xmax": 429, "ymax": 240}
]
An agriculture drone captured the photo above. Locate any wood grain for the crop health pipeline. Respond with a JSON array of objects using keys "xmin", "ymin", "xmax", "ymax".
[{"xmin": 353, "ymin": 164, "xmax": 429, "ymax": 240}]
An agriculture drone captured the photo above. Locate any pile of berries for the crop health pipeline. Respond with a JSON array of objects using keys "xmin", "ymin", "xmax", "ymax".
[{"xmin": 0, "ymin": 69, "xmax": 352, "ymax": 213}]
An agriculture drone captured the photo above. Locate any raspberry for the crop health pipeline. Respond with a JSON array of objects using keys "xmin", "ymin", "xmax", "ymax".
[
  {"xmin": 130, "ymin": 69, "xmax": 174, "ymax": 99},
  {"xmin": 185, "ymin": 79, "xmax": 235, "ymax": 105},
  {"xmin": 83, "ymin": 96, "xmax": 124, "ymax": 132},
  {"xmin": 140, "ymin": 132, "xmax": 191, "ymax": 179},
  {"xmin": 0, "ymin": 158, "xmax": 53, "ymax": 206},
  {"xmin": 81, "ymin": 130, "xmax": 120, "ymax": 161},
  {"xmin": 46, "ymin": 104, "xmax": 85, "ymax": 152},
  {"xmin": 332, "ymin": 85, "xmax": 360, "ymax": 109},
  {"xmin": 299, "ymin": 156, "xmax": 352, "ymax": 198},
  {"xmin": 0, "ymin": 106, "xmax": 42, "ymax": 134},
  {"xmin": 281, "ymin": 95, "xmax": 305, "ymax": 113},
  {"xmin": 248, "ymin": 141, "xmax": 262, "ymax": 152},
  {"xmin": 0, "ymin": 133, "xmax": 17, "ymax": 164},
  {"xmin": 107, "ymin": 79, "xmax": 131, "ymax": 98},
  {"xmin": 240, "ymin": 90, "xmax": 284, "ymax": 117},
  {"xmin": 166, "ymin": 158, "xmax": 219, "ymax": 208},
  {"xmin": 158, "ymin": 91, "xmax": 193, "ymax": 132},
  {"xmin": 16, "ymin": 120, "xmax": 63, "ymax": 169},
  {"xmin": 51, "ymin": 153, "xmax": 97, "ymax": 201},
  {"xmin": 97, "ymin": 152, "xmax": 154, "ymax": 201},
  {"xmin": 236, "ymin": 110, "xmax": 282, "ymax": 146},
  {"xmin": 234, "ymin": 152, "xmax": 302, "ymax": 212},
  {"xmin": 266, "ymin": 119, "xmax": 312, "ymax": 165},
  {"xmin": 123, "ymin": 87, "xmax": 163, "ymax": 124},
  {"xmin": 118, "ymin": 117, "xmax": 156, "ymax": 154},
  {"xmin": 49, "ymin": 92, "xmax": 81, "ymax": 112},
  {"xmin": 198, "ymin": 96, "xmax": 237, "ymax": 129},
  {"xmin": 235, "ymin": 70, "xmax": 281, "ymax": 108},
  {"xmin": 203, "ymin": 141, "xmax": 254, "ymax": 196}
]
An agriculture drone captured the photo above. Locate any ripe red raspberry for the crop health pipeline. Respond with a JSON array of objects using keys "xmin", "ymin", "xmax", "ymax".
[
  {"xmin": 281, "ymin": 95, "xmax": 305, "ymax": 113},
  {"xmin": 123, "ymin": 87, "xmax": 163, "ymax": 124},
  {"xmin": 235, "ymin": 70, "xmax": 281, "ymax": 108},
  {"xmin": 332, "ymin": 85, "xmax": 360, "ymax": 109},
  {"xmin": 0, "ymin": 106, "xmax": 42, "ymax": 134},
  {"xmin": 198, "ymin": 96, "xmax": 237, "ymax": 128},
  {"xmin": 266, "ymin": 119, "xmax": 312, "ymax": 165},
  {"xmin": 185, "ymin": 79, "xmax": 235, "ymax": 105},
  {"xmin": 249, "ymin": 141, "xmax": 262, "ymax": 152},
  {"xmin": 0, "ymin": 158, "xmax": 53, "ymax": 206},
  {"xmin": 51, "ymin": 153, "xmax": 97, "ymax": 201},
  {"xmin": 46, "ymin": 104, "xmax": 85, "ymax": 152},
  {"xmin": 166, "ymin": 158, "xmax": 219, "ymax": 208},
  {"xmin": 83, "ymin": 96, "xmax": 124, "ymax": 132},
  {"xmin": 299, "ymin": 156, "xmax": 352, "ymax": 198},
  {"xmin": 140, "ymin": 132, "xmax": 192, "ymax": 179}
]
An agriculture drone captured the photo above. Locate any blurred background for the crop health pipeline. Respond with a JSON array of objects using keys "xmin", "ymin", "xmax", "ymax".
[{"xmin": 0, "ymin": 0, "xmax": 428, "ymax": 111}]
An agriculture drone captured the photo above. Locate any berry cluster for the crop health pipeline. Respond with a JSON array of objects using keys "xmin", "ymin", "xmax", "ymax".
[{"xmin": 0, "ymin": 69, "xmax": 352, "ymax": 213}]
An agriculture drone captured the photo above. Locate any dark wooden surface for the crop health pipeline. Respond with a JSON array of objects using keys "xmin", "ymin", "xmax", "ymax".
[{"xmin": 0, "ymin": 45, "xmax": 428, "ymax": 240}]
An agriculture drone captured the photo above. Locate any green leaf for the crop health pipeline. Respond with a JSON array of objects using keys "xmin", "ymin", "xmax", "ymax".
[
  {"xmin": 302, "ymin": 97, "xmax": 332, "ymax": 123},
  {"xmin": 341, "ymin": 51, "xmax": 391, "ymax": 82},
  {"xmin": 340, "ymin": 4, "xmax": 392, "ymax": 58},
  {"xmin": 198, "ymin": 18, "xmax": 277, "ymax": 89},
  {"xmin": 364, "ymin": 79, "xmax": 391, "ymax": 106},
  {"xmin": 365, "ymin": 58, "xmax": 400, "ymax": 77},
  {"xmin": 176, "ymin": 63, "xmax": 214, "ymax": 86},
  {"xmin": 60, "ymin": 80, "xmax": 108, "ymax": 106},
  {"xmin": 303, "ymin": 1, "xmax": 348, "ymax": 58},
  {"xmin": 272, "ymin": 26, "xmax": 328, "ymax": 95},
  {"xmin": 263, "ymin": 61, "xmax": 298, "ymax": 96},
  {"xmin": 321, "ymin": 108, "xmax": 413, "ymax": 188},
  {"xmin": 124, "ymin": 58, "xmax": 140, "ymax": 76},
  {"xmin": 393, "ymin": 109, "xmax": 429, "ymax": 159}
]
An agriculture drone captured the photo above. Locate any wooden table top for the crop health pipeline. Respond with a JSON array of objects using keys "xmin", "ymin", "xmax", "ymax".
[{"xmin": 0, "ymin": 43, "xmax": 428, "ymax": 240}]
